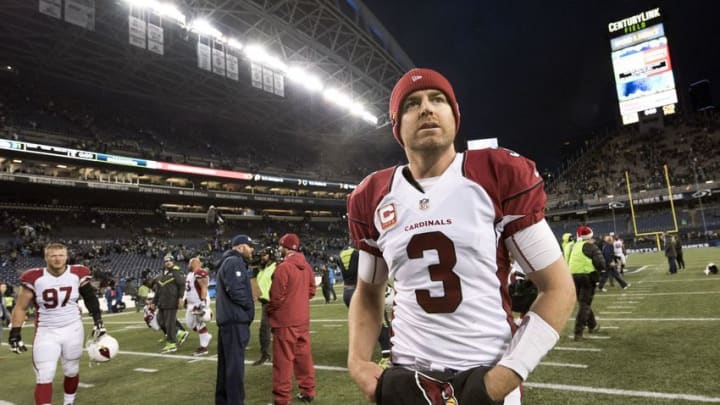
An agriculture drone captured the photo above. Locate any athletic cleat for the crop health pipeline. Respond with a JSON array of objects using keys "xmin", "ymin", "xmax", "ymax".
[
  {"xmin": 589, "ymin": 325, "xmax": 601, "ymax": 334},
  {"xmin": 177, "ymin": 330, "xmax": 189, "ymax": 346},
  {"xmin": 253, "ymin": 354, "xmax": 271, "ymax": 365},
  {"xmin": 296, "ymin": 393, "xmax": 314, "ymax": 403},
  {"xmin": 192, "ymin": 347, "xmax": 209, "ymax": 356},
  {"xmin": 161, "ymin": 343, "xmax": 177, "ymax": 353},
  {"xmin": 623, "ymin": 283, "xmax": 631, "ymax": 290}
]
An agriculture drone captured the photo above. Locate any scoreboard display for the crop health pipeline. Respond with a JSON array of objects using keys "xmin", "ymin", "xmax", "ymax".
[{"xmin": 608, "ymin": 7, "xmax": 678, "ymax": 125}]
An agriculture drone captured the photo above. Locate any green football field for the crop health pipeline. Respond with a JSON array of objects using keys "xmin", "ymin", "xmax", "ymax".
[{"xmin": 2, "ymin": 247, "xmax": 719, "ymax": 404}]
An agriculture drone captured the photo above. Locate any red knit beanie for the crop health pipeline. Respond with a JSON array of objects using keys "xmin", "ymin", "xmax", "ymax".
[{"xmin": 389, "ymin": 68, "xmax": 461, "ymax": 146}]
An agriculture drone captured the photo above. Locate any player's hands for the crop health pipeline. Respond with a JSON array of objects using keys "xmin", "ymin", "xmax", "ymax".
[
  {"xmin": 92, "ymin": 320, "xmax": 107, "ymax": 339},
  {"xmin": 9, "ymin": 327, "xmax": 27, "ymax": 354},
  {"xmin": 192, "ymin": 303, "xmax": 206, "ymax": 316},
  {"xmin": 481, "ymin": 366, "xmax": 522, "ymax": 403},
  {"xmin": 348, "ymin": 359, "xmax": 383, "ymax": 401}
]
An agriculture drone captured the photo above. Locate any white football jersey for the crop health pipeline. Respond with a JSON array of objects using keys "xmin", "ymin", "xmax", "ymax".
[
  {"xmin": 613, "ymin": 240, "xmax": 624, "ymax": 256},
  {"xmin": 348, "ymin": 150, "xmax": 546, "ymax": 370},
  {"xmin": 20, "ymin": 265, "xmax": 91, "ymax": 328},
  {"xmin": 185, "ymin": 268, "xmax": 210, "ymax": 306}
]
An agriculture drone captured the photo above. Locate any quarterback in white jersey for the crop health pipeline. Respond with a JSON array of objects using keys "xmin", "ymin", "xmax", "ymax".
[
  {"xmin": 9, "ymin": 242, "xmax": 105, "ymax": 405},
  {"xmin": 184, "ymin": 257, "xmax": 212, "ymax": 356},
  {"xmin": 346, "ymin": 68, "xmax": 576, "ymax": 405}
]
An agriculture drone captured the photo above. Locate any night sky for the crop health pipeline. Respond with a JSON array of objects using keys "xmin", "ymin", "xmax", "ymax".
[{"xmin": 361, "ymin": 0, "xmax": 720, "ymax": 171}]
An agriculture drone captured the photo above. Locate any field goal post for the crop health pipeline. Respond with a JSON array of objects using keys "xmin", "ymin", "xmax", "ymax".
[{"xmin": 625, "ymin": 164, "xmax": 679, "ymax": 252}]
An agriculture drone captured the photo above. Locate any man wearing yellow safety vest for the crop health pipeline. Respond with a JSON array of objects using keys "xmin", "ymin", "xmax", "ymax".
[
  {"xmin": 561, "ymin": 232, "xmax": 574, "ymax": 255},
  {"xmin": 252, "ymin": 247, "xmax": 277, "ymax": 365},
  {"xmin": 565, "ymin": 226, "xmax": 606, "ymax": 341}
]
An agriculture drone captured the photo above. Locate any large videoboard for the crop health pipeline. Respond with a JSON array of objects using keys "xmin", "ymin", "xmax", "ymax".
[{"xmin": 608, "ymin": 7, "xmax": 678, "ymax": 125}]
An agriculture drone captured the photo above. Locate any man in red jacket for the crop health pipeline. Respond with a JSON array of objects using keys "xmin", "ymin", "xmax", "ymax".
[{"xmin": 268, "ymin": 233, "xmax": 317, "ymax": 404}]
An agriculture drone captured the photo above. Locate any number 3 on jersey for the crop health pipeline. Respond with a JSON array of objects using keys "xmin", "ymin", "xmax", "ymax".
[{"xmin": 407, "ymin": 231, "xmax": 462, "ymax": 313}]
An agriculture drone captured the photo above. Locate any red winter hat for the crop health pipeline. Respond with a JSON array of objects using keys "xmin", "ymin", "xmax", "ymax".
[
  {"xmin": 279, "ymin": 233, "xmax": 300, "ymax": 251},
  {"xmin": 577, "ymin": 226, "xmax": 594, "ymax": 240},
  {"xmin": 389, "ymin": 68, "xmax": 461, "ymax": 146}
]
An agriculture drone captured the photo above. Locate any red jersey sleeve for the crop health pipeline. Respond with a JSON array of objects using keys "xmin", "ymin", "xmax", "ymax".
[
  {"xmin": 463, "ymin": 149, "xmax": 546, "ymax": 238},
  {"xmin": 70, "ymin": 265, "xmax": 93, "ymax": 286},
  {"xmin": 19, "ymin": 268, "xmax": 44, "ymax": 292},
  {"xmin": 194, "ymin": 268, "xmax": 209, "ymax": 279},
  {"xmin": 346, "ymin": 167, "xmax": 396, "ymax": 257}
]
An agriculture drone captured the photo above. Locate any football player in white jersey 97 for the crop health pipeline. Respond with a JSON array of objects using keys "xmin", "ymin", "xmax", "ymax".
[
  {"xmin": 8, "ymin": 242, "xmax": 106, "ymax": 405},
  {"xmin": 184, "ymin": 256, "xmax": 212, "ymax": 356},
  {"xmin": 347, "ymin": 68, "xmax": 577, "ymax": 404}
]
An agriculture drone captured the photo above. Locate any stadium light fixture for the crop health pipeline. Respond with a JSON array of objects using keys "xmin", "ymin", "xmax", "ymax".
[
  {"xmin": 189, "ymin": 19, "xmax": 223, "ymax": 40},
  {"xmin": 123, "ymin": 0, "xmax": 185, "ymax": 25},
  {"xmin": 286, "ymin": 67, "xmax": 323, "ymax": 92},
  {"xmin": 323, "ymin": 88, "xmax": 353, "ymax": 109},
  {"xmin": 244, "ymin": 44, "xmax": 287, "ymax": 72},
  {"xmin": 227, "ymin": 38, "xmax": 243, "ymax": 51},
  {"xmin": 121, "ymin": 1, "xmax": 377, "ymax": 126},
  {"xmin": 361, "ymin": 112, "xmax": 379, "ymax": 125}
]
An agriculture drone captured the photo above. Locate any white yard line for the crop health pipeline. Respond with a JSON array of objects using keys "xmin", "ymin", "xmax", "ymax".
[
  {"xmin": 636, "ymin": 278, "xmax": 720, "ymax": 284},
  {"xmin": 539, "ymin": 362, "xmax": 588, "ymax": 369},
  {"xmin": 567, "ymin": 335, "xmax": 611, "ymax": 340},
  {"xmin": 624, "ymin": 265, "xmax": 649, "ymax": 274},
  {"xmin": 597, "ymin": 317, "xmax": 720, "ymax": 322},
  {"xmin": 524, "ymin": 382, "xmax": 720, "ymax": 403},
  {"xmin": 554, "ymin": 346, "xmax": 603, "ymax": 352}
]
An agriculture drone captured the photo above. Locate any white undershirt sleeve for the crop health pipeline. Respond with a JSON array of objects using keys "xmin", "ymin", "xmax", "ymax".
[
  {"xmin": 504, "ymin": 219, "xmax": 562, "ymax": 273},
  {"xmin": 357, "ymin": 249, "xmax": 389, "ymax": 285}
]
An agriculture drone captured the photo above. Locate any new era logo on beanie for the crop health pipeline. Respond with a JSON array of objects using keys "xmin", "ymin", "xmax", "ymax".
[
  {"xmin": 279, "ymin": 233, "xmax": 300, "ymax": 251},
  {"xmin": 389, "ymin": 68, "xmax": 461, "ymax": 146}
]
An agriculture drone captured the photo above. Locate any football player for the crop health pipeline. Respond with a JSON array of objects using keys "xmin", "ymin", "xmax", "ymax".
[
  {"xmin": 346, "ymin": 68, "xmax": 576, "ymax": 404},
  {"xmin": 184, "ymin": 256, "xmax": 212, "ymax": 356},
  {"xmin": 8, "ymin": 242, "xmax": 105, "ymax": 405}
]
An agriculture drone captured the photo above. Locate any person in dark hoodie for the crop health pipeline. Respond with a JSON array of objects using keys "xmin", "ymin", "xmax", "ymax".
[
  {"xmin": 268, "ymin": 233, "xmax": 317, "ymax": 405},
  {"xmin": 215, "ymin": 234, "xmax": 255, "ymax": 405}
]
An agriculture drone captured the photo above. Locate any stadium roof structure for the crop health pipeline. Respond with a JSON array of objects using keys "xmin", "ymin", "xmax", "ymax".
[{"xmin": 0, "ymin": 0, "xmax": 414, "ymax": 144}]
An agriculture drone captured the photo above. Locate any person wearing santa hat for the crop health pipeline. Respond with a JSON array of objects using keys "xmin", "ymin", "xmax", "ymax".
[
  {"xmin": 346, "ymin": 68, "xmax": 576, "ymax": 405},
  {"xmin": 566, "ymin": 225, "xmax": 607, "ymax": 341}
]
